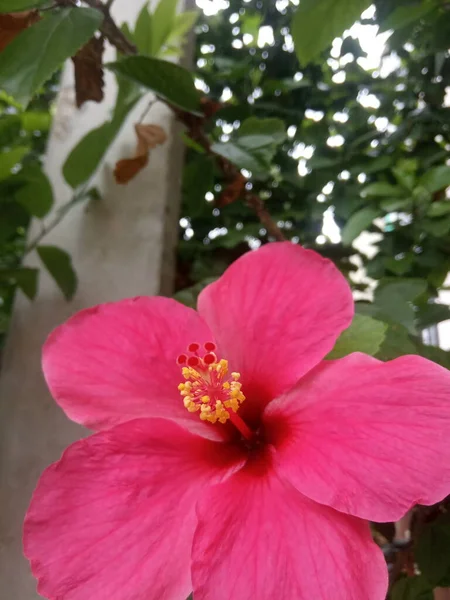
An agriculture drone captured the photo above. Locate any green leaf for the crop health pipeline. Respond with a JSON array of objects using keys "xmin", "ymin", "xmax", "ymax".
[
  {"xmin": 0, "ymin": 201, "xmax": 29, "ymax": 244},
  {"xmin": 416, "ymin": 303, "xmax": 450, "ymax": 329},
  {"xmin": 151, "ymin": 0, "xmax": 179, "ymax": 55},
  {"xmin": 427, "ymin": 202, "xmax": 450, "ymax": 217},
  {"xmin": 183, "ymin": 156, "xmax": 215, "ymax": 217},
  {"xmin": 0, "ymin": 7, "xmax": 103, "ymax": 107},
  {"xmin": 20, "ymin": 111, "xmax": 51, "ymax": 132},
  {"xmin": 420, "ymin": 165, "xmax": 450, "ymax": 194},
  {"xmin": 361, "ymin": 182, "xmax": 406, "ymax": 198},
  {"xmin": 63, "ymin": 76, "xmax": 142, "ymax": 188},
  {"xmin": 390, "ymin": 576, "xmax": 433, "ymax": 600},
  {"xmin": 0, "ymin": 0, "xmax": 48, "ymax": 11},
  {"xmin": 211, "ymin": 141, "xmax": 268, "ymax": 178},
  {"xmin": 15, "ymin": 164, "xmax": 53, "ymax": 218},
  {"xmin": 240, "ymin": 12, "xmax": 262, "ymax": 42},
  {"xmin": 423, "ymin": 216, "xmax": 450, "ymax": 237},
  {"xmin": 238, "ymin": 117, "xmax": 287, "ymax": 145},
  {"xmin": 384, "ymin": 253, "xmax": 414, "ymax": 276},
  {"xmin": 392, "ymin": 166, "xmax": 415, "ymax": 191},
  {"xmin": 164, "ymin": 10, "xmax": 199, "ymax": 49},
  {"xmin": 291, "ymin": 0, "xmax": 371, "ymax": 65},
  {"xmin": 0, "ymin": 146, "xmax": 29, "ymax": 182},
  {"xmin": 327, "ymin": 315, "xmax": 387, "ymax": 359},
  {"xmin": 416, "ymin": 515, "xmax": 450, "ymax": 587},
  {"xmin": 106, "ymin": 56, "xmax": 200, "ymax": 114},
  {"xmin": 0, "ymin": 115, "xmax": 21, "ymax": 146},
  {"xmin": 374, "ymin": 278, "xmax": 427, "ymax": 334},
  {"xmin": 37, "ymin": 245, "xmax": 77, "ymax": 300},
  {"xmin": 211, "ymin": 117, "xmax": 286, "ymax": 179},
  {"xmin": 0, "ymin": 267, "xmax": 38, "ymax": 300},
  {"xmin": 379, "ymin": 2, "xmax": 437, "ymax": 33},
  {"xmin": 341, "ymin": 207, "xmax": 380, "ymax": 246},
  {"xmin": 134, "ymin": 3, "xmax": 153, "ymax": 55},
  {"xmin": 376, "ymin": 322, "xmax": 417, "ymax": 361},
  {"xmin": 380, "ymin": 198, "xmax": 412, "ymax": 213}
]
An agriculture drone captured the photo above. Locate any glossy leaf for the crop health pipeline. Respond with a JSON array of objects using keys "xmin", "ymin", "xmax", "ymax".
[
  {"xmin": 0, "ymin": 114, "xmax": 21, "ymax": 146},
  {"xmin": 0, "ymin": 0, "xmax": 47, "ymax": 11},
  {"xmin": 374, "ymin": 278, "xmax": 427, "ymax": 334},
  {"xmin": 183, "ymin": 156, "xmax": 215, "ymax": 217},
  {"xmin": 134, "ymin": 3, "xmax": 152, "ymax": 55},
  {"xmin": 164, "ymin": 10, "xmax": 199, "ymax": 49},
  {"xmin": 0, "ymin": 7, "xmax": 102, "ymax": 107},
  {"xmin": 0, "ymin": 267, "xmax": 38, "ymax": 299},
  {"xmin": 211, "ymin": 140, "xmax": 270, "ymax": 180},
  {"xmin": 380, "ymin": 2, "xmax": 437, "ymax": 33},
  {"xmin": 20, "ymin": 111, "xmax": 51, "ymax": 132},
  {"xmin": 0, "ymin": 201, "xmax": 29, "ymax": 243},
  {"xmin": 238, "ymin": 117, "xmax": 286, "ymax": 144},
  {"xmin": 427, "ymin": 202, "xmax": 450, "ymax": 217},
  {"xmin": 361, "ymin": 182, "xmax": 406, "ymax": 197},
  {"xmin": 0, "ymin": 146, "xmax": 29, "ymax": 182},
  {"xmin": 63, "ymin": 77, "xmax": 142, "ymax": 188},
  {"xmin": 327, "ymin": 314, "xmax": 387, "ymax": 359},
  {"xmin": 15, "ymin": 164, "xmax": 53, "ymax": 218},
  {"xmin": 420, "ymin": 165, "xmax": 450, "ymax": 194},
  {"xmin": 416, "ymin": 303, "xmax": 450, "ymax": 328},
  {"xmin": 106, "ymin": 56, "xmax": 200, "ymax": 114},
  {"xmin": 151, "ymin": 0, "xmax": 179, "ymax": 55},
  {"xmin": 291, "ymin": 0, "xmax": 371, "ymax": 65},
  {"xmin": 341, "ymin": 207, "xmax": 380, "ymax": 245},
  {"xmin": 37, "ymin": 245, "xmax": 77, "ymax": 301}
]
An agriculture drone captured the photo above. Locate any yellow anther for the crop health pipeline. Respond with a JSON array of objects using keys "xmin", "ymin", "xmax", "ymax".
[{"xmin": 178, "ymin": 354, "xmax": 245, "ymax": 425}]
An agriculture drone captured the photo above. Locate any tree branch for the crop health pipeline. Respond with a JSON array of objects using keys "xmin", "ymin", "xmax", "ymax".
[{"xmin": 80, "ymin": 0, "xmax": 137, "ymax": 55}]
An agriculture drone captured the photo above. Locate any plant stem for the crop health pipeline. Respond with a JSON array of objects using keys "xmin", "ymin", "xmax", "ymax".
[
  {"xmin": 25, "ymin": 185, "xmax": 91, "ymax": 255},
  {"xmin": 137, "ymin": 98, "xmax": 158, "ymax": 124}
]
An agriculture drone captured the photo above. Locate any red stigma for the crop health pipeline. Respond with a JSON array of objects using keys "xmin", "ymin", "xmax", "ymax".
[
  {"xmin": 188, "ymin": 343, "xmax": 200, "ymax": 353},
  {"xmin": 177, "ymin": 354, "xmax": 187, "ymax": 365},
  {"xmin": 204, "ymin": 342, "xmax": 216, "ymax": 352},
  {"xmin": 187, "ymin": 356, "xmax": 200, "ymax": 367},
  {"xmin": 203, "ymin": 353, "xmax": 216, "ymax": 365}
]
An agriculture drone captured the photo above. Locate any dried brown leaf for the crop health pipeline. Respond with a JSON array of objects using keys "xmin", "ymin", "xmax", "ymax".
[
  {"xmin": 114, "ymin": 154, "xmax": 149, "ymax": 185},
  {"xmin": 72, "ymin": 36, "xmax": 104, "ymax": 108},
  {"xmin": 135, "ymin": 124, "xmax": 168, "ymax": 154},
  {"xmin": 114, "ymin": 123, "xmax": 168, "ymax": 185},
  {"xmin": 0, "ymin": 11, "xmax": 40, "ymax": 52}
]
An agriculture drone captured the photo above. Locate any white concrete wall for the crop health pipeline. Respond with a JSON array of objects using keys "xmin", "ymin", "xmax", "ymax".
[{"xmin": 0, "ymin": 1, "xmax": 188, "ymax": 596}]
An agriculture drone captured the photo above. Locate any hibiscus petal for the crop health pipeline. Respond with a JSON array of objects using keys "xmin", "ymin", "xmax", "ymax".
[
  {"xmin": 24, "ymin": 418, "xmax": 244, "ymax": 600},
  {"xmin": 43, "ymin": 296, "xmax": 214, "ymax": 433},
  {"xmin": 265, "ymin": 353, "xmax": 450, "ymax": 522},
  {"xmin": 192, "ymin": 459, "xmax": 387, "ymax": 600},
  {"xmin": 197, "ymin": 243, "xmax": 353, "ymax": 419}
]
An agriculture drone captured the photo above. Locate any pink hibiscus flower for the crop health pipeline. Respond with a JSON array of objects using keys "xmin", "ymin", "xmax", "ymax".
[{"xmin": 24, "ymin": 242, "xmax": 450, "ymax": 600}]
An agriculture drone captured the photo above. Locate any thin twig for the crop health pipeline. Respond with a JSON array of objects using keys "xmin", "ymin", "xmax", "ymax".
[
  {"xmin": 80, "ymin": 0, "xmax": 137, "ymax": 55},
  {"xmin": 25, "ymin": 185, "xmax": 91, "ymax": 255},
  {"xmin": 137, "ymin": 97, "xmax": 158, "ymax": 124}
]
